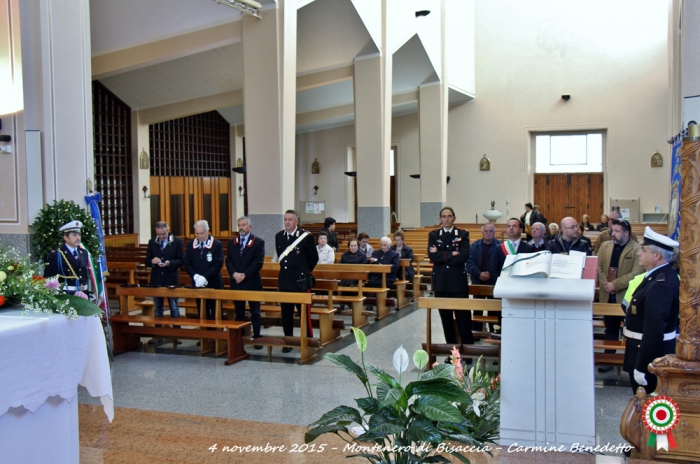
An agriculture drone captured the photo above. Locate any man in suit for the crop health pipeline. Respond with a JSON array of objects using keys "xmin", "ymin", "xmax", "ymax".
[
  {"xmin": 226, "ymin": 216, "xmax": 265, "ymax": 347},
  {"xmin": 184, "ymin": 220, "xmax": 224, "ymax": 320},
  {"xmin": 528, "ymin": 222, "xmax": 551, "ymax": 252},
  {"xmin": 429, "ymin": 207, "xmax": 473, "ymax": 358},
  {"xmin": 623, "ymin": 227, "xmax": 680, "ymax": 394},
  {"xmin": 596, "ymin": 218, "xmax": 645, "ymax": 372},
  {"xmin": 549, "ymin": 217, "xmax": 592, "ymax": 255},
  {"xmin": 145, "ymin": 221, "xmax": 184, "ymax": 319},
  {"xmin": 489, "ymin": 218, "xmax": 534, "ymax": 334},
  {"xmin": 43, "ymin": 220, "xmax": 92, "ymax": 296},
  {"xmin": 275, "ymin": 210, "xmax": 319, "ymax": 352}
]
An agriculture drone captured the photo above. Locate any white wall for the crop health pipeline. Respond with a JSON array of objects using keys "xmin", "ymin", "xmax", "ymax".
[{"xmin": 298, "ymin": 0, "xmax": 671, "ymax": 226}]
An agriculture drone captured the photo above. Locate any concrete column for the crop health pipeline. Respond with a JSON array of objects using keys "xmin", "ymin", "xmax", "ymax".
[
  {"xmin": 231, "ymin": 124, "xmax": 245, "ymax": 223},
  {"xmin": 19, "ymin": 0, "xmax": 94, "ymax": 206},
  {"xmin": 354, "ymin": 22, "xmax": 392, "ymax": 238},
  {"xmin": 132, "ymin": 115, "xmax": 150, "ymax": 244},
  {"xmin": 241, "ymin": 1, "xmax": 296, "ymax": 255},
  {"xmin": 418, "ymin": 81, "xmax": 447, "ymax": 227}
]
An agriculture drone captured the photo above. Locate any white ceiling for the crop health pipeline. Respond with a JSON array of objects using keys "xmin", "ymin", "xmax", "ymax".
[{"xmin": 91, "ymin": 0, "xmax": 470, "ymax": 132}]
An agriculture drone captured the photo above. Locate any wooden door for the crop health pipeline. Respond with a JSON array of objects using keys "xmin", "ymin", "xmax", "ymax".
[{"xmin": 534, "ymin": 173, "xmax": 604, "ymax": 226}]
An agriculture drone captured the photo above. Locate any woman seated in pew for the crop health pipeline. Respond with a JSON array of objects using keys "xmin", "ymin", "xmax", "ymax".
[
  {"xmin": 316, "ymin": 231, "xmax": 335, "ymax": 264},
  {"xmin": 339, "ymin": 238, "xmax": 368, "ymax": 289},
  {"xmin": 390, "ymin": 231, "xmax": 415, "ymax": 280},
  {"xmin": 357, "ymin": 232, "xmax": 374, "ymax": 257},
  {"xmin": 367, "ymin": 237, "xmax": 400, "ymax": 288}
]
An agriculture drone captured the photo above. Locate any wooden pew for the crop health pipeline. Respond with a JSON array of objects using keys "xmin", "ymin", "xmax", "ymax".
[
  {"xmin": 115, "ymin": 286, "xmax": 319, "ymax": 363},
  {"xmin": 418, "ymin": 296, "xmax": 626, "ymax": 368}
]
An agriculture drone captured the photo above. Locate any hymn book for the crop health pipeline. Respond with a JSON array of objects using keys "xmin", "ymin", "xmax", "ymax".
[{"xmin": 505, "ymin": 251, "xmax": 585, "ymax": 279}]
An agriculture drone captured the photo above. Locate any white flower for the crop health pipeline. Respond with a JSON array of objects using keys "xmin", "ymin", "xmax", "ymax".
[
  {"xmin": 393, "ymin": 345, "xmax": 409, "ymax": 375},
  {"xmin": 0, "ymin": 271, "xmax": 6, "ymax": 282},
  {"xmin": 471, "ymin": 389, "xmax": 486, "ymax": 417}
]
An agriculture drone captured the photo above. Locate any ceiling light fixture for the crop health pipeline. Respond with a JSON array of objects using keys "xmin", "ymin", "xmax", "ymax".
[{"xmin": 214, "ymin": 0, "xmax": 262, "ymax": 19}]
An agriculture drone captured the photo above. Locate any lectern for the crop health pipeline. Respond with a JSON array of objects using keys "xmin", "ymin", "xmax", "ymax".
[{"xmin": 494, "ymin": 276, "xmax": 596, "ymax": 448}]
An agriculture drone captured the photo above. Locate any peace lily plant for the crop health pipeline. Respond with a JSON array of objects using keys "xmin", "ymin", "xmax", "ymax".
[{"xmin": 305, "ymin": 327, "xmax": 500, "ymax": 463}]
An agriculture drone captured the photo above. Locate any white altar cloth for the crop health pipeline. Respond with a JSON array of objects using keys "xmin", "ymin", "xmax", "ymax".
[{"xmin": 0, "ymin": 308, "xmax": 113, "ymax": 464}]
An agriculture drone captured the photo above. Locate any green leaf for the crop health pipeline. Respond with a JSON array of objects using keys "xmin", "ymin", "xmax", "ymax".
[
  {"xmin": 354, "ymin": 431, "xmax": 389, "ymax": 442},
  {"xmin": 413, "ymin": 349, "xmax": 429, "ymax": 370},
  {"xmin": 366, "ymin": 363, "xmax": 399, "ymax": 388},
  {"xmin": 413, "ymin": 396, "xmax": 463, "ymax": 423},
  {"xmin": 370, "ymin": 422, "xmax": 405, "ymax": 435},
  {"xmin": 324, "ymin": 353, "xmax": 368, "ymax": 384},
  {"xmin": 380, "ymin": 387, "xmax": 404, "ymax": 408},
  {"xmin": 309, "ymin": 405, "xmax": 362, "ymax": 427},
  {"xmin": 56, "ymin": 294, "xmax": 102, "ymax": 317},
  {"xmin": 304, "ymin": 424, "xmax": 348, "ymax": 443},
  {"xmin": 405, "ymin": 416, "xmax": 443, "ymax": 444},
  {"xmin": 350, "ymin": 326, "xmax": 367, "ymax": 352},
  {"xmin": 356, "ymin": 397, "xmax": 381, "ymax": 414},
  {"xmin": 423, "ymin": 455, "xmax": 453, "ymax": 463},
  {"xmin": 405, "ymin": 378, "xmax": 472, "ymax": 404},
  {"xmin": 421, "ymin": 362, "xmax": 454, "ymax": 380}
]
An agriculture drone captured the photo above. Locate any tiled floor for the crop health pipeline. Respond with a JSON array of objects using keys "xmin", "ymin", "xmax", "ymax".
[{"xmin": 77, "ymin": 301, "xmax": 659, "ymax": 463}]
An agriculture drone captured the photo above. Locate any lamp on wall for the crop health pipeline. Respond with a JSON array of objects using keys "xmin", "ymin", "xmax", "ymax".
[
  {"xmin": 409, "ymin": 174, "xmax": 420, "ymax": 179},
  {"xmin": 415, "ymin": 10, "xmax": 430, "ymax": 17},
  {"xmin": 313, "ymin": 185, "xmax": 319, "ymax": 195},
  {"xmin": 232, "ymin": 166, "xmax": 246, "ymax": 174},
  {"xmin": 344, "ymin": 171, "xmax": 356, "ymax": 177},
  {"xmin": 142, "ymin": 186, "xmax": 150, "ymax": 199},
  {"xmin": 238, "ymin": 186, "xmax": 244, "ymax": 197}
]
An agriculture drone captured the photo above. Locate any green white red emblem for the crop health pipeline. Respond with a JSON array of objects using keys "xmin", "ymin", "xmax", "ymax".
[{"xmin": 642, "ymin": 396, "xmax": 680, "ymax": 451}]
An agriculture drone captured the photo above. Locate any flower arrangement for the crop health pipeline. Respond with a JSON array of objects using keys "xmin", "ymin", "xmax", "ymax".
[
  {"xmin": 305, "ymin": 328, "xmax": 501, "ymax": 463},
  {"xmin": 0, "ymin": 244, "xmax": 101, "ymax": 319}
]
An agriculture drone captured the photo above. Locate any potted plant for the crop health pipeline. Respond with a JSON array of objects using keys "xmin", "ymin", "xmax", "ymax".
[{"xmin": 305, "ymin": 328, "xmax": 500, "ymax": 463}]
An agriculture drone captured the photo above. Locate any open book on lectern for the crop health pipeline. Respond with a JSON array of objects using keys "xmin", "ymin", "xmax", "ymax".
[{"xmin": 503, "ymin": 251, "xmax": 585, "ymax": 279}]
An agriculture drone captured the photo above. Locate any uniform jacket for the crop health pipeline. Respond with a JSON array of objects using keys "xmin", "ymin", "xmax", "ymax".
[
  {"xmin": 466, "ymin": 238, "xmax": 501, "ymax": 285},
  {"xmin": 428, "ymin": 227, "xmax": 470, "ymax": 293},
  {"xmin": 549, "ymin": 233, "xmax": 592, "ymax": 256},
  {"xmin": 226, "ymin": 234, "xmax": 265, "ymax": 290},
  {"xmin": 184, "ymin": 236, "xmax": 224, "ymax": 289},
  {"xmin": 275, "ymin": 228, "xmax": 319, "ymax": 292},
  {"xmin": 43, "ymin": 244, "xmax": 90, "ymax": 291},
  {"xmin": 145, "ymin": 234, "xmax": 184, "ymax": 286},
  {"xmin": 489, "ymin": 240, "xmax": 534, "ymax": 279},
  {"xmin": 368, "ymin": 248, "xmax": 400, "ymax": 287},
  {"xmin": 391, "ymin": 244, "xmax": 415, "ymax": 280},
  {"xmin": 596, "ymin": 239, "xmax": 644, "ymax": 304},
  {"xmin": 623, "ymin": 263, "xmax": 680, "ymax": 374}
]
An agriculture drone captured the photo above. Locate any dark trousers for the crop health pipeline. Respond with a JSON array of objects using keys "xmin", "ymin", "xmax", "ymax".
[
  {"xmin": 435, "ymin": 291, "xmax": 474, "ymax": 345},
  {"xmin": 234, "ymin": 300, "xmax": 261, "ymax": 338},
  {"xmin": 281, "ymin": 303, "xmax": 313, "ymax": 338},
  {"xmin": 196, "ymin": 299, "xmax": 216, "ymax": 320},
  {"xmin": 629, "ymin": 370, "xmax": 657, "ymax": 395},
  {"xmin": 603, "ymin": 315, "xmax": 624, "ymax": 353}
]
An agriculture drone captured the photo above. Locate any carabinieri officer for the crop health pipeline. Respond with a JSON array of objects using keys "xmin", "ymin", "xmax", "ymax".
[
  {"xmin": 623, "ymin": 226, "xmax": 680, "ymax": 394},
  {"xmin": 43, "ymin": 220, "xmax": 92, "ymax": 296}
]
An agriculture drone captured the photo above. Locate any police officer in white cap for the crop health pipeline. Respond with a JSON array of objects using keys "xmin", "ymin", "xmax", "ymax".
[
  {"xmin": 43, "ymin": 220, "xmax": 91, "ymax": 295},
  {"xmin": 622, "ymin": 226, "xmax": 680, "ymax": 394}
]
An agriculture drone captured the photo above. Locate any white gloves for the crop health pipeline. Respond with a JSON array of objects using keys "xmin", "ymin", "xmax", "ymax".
[
  {"xmin": 193, "ymin": 274, "xmax": 208, "ymax": 288},
  {"xmin": 634, "ymin": 369, "xmax": 647, "ymax": 386}
]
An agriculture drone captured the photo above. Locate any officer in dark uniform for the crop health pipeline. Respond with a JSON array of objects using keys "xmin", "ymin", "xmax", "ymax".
[
  {"xmin": 184, "ymin": 220, "xmax": 224, "ymax": 320},
  {"xmin": 145, "ymin": 221, "xmax": 184, "ymax": 318},
  {"xmin": 623, "ymin": 227, "xmax": 680, "ymax": 394},
  {"xmin": 428, "ymin": 207, "xmax": 473, "ymax": 354},
  {"xmin": 275, "ymin": 210, "xmax": 319, "ymax": 352},
  {"xmin": 43, "ymin": 220, "xmax": 92, "ymax": 295},
  {"xmin": 226, "ymin": 216, "xmax": 265, "ymax": 346}
]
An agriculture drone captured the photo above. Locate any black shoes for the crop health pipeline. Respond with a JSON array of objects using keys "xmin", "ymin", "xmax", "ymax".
[
  {"xmin": 598, "ymin": 366, "xmax": 614, "ymax": 373},
  {"xmin": 282, "ymin": 347, "xmax": 293, "ymax": 353}
]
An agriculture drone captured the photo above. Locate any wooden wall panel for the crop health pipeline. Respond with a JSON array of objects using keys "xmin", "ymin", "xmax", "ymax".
[{"xmin": 534, "ymin": 173, "xmax": 604, "ymax": 226}]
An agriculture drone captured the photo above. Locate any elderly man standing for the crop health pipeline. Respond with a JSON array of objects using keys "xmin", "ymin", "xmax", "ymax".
[
  {"xmin": 429, "ymin": 207, "xmax": 473, "ymax": 357},
  {"xmin": 594, "ymin": 211, "xmax": 638, "ymax": 255},
  {"xmin": 226, "ymin": 216, "xmax": 265, "ymax": 346},
  {"xmin": 145, "ymin": 221, "xmax": 184, "ymax": 319},
  {"xmin": 596, "ymin": 218, "xmax": 645, "ymax": 372},
  {"xmin": 467, "ymin": 222, "xmax": 501, "ymax": 286},
  {"xmin": 550, "ymin": 217, "xmax": 592, "ymax": 255},
  {"xmin": 623, "ymin": 227, "xmax": 679, "ymax": 393},
  {"xmin": 275, "ymin": 210, "xmax": 319, "ymax": 351},
  {"xmin": 528, "ymin": 222, "xmax": 551, "ymax": 252},
  {"xmin": 184, "ymin": 220, "xmax": 224, "ymax": 320}
]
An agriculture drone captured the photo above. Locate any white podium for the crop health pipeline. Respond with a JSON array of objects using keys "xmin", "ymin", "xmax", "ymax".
[{"xmin": 494, "ymin": 276, "xmax": 596, "ymax": 448}]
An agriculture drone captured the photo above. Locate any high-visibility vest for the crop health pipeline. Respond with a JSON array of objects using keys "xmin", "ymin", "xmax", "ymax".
[{"xmin": 620, "ymin": 271, "xmax": 680, "ymax": 310}]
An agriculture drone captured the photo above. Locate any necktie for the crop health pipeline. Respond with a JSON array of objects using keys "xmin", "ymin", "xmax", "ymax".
[
  {"xmin": 73, "ymin": 249, "xmax": 79, "ymax": 259},
  {"xmin": 287, "ymin": 234, "xmax": 291, "ymax": 241},
  {"xmin": 200, "ymin": 243, "xmax": 204, "ymax": 255},
  {"xmin": 240, "ymin": 238, "xmax": 245, "ymax": 255},
  {"xmin": 161, "ymin": 240, "xmax": 166, "ymax": 250}
]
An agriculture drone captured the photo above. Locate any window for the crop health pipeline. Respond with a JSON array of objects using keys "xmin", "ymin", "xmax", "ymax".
[{"xmin": 535, "ymin": 133, "xmax": 603, "ymax": 173}]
